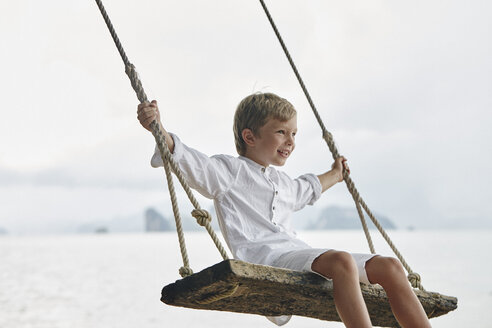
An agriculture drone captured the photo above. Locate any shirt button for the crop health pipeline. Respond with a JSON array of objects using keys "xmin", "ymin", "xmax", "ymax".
[
  {"xmin": 275, "ymin": 191, "xmax": 278, "ymax": 195},
  {"xmin": 261, "ymin": 168, "xmax": 265, "ymax": 173},
  {"xmin": 272, "ymin": 206, "xmax": 275, "ymax": 211}
]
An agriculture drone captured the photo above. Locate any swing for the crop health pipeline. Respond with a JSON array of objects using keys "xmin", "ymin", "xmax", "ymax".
[{"xmin": 94, "ymin": 0, "xmax": 457, "ymax": 326}]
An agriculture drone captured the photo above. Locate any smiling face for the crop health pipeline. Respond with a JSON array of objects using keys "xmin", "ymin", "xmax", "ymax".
[{"xmin": 243, "ymin": 115, "xmax": 297, "ymax": 167}]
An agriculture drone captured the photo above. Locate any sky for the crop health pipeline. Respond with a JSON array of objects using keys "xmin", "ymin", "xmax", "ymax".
[{"xmin": 1, "ymin": 0, "xmax": 491, "ymax": 234}]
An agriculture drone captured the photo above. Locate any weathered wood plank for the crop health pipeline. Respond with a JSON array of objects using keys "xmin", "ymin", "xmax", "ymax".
[{"xmin": 161, "ymin": 260, "xmax": 457, "ymax": 327}]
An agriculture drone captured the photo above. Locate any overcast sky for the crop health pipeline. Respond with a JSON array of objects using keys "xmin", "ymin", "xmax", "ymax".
[{"xmin": 1, "ymin": 0, "xmax": 491, "ymax": 234}]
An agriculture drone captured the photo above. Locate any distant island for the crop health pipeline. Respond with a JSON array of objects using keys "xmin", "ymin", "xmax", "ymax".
[
  {"xmin": 94, "ymin": 227, "xmax": 109, "ymax": 234},
  {"xmin": 144, "ymin": 207, "xmax": 220, "ymax": 232},
  {"xmin": 72, "ymin": 205, "xmax": 396, "ymax": 234},
  {"xmin": 143, "ymin": 205, "xmax": 396, "ymax": 232},
  {"xmin": 304, "ymin": 206, "xmax": 396, "ymax": 230},
  {"xmin": 145, "ymin": 208, "xmax": 172, "ymax": 232}
]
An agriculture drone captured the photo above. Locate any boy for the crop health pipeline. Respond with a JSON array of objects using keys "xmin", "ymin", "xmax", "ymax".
[{"xmin": 137, "ymin": 93, "xmax": 431, "ymax": 327}]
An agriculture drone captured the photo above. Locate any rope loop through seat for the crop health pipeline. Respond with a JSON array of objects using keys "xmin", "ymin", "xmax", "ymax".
[
  {"xmin": 179, "ymin": 266, "xmax": 194, "ymax": 278},
  {"xmin": 408, "ymin": 272, "xmax": 423, "ymax": 290}
]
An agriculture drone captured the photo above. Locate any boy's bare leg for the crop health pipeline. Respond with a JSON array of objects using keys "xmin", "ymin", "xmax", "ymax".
[
  {"xmin": 365, "ymin": 256, "xmax": 432, "ymax": 328},
  {"xmin": 312, "ymin": 250, "xmax": 372, "ymax": 328}
]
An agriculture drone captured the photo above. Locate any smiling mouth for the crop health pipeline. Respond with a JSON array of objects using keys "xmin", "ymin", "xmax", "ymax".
[{"xmin": 277, "ymin": 149, "xmax": 290, "ymax": 157}]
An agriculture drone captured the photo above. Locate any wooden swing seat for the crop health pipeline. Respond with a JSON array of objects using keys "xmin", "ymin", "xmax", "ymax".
[{"xmin": 161, "ymin": 260, "xmax": 457, "ymax": 327}]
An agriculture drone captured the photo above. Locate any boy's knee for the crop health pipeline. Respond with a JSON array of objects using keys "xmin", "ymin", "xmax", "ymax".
[
  {"xmin": 367, "ymin": 256, "xmax": 406, "ymax": 285},
  {"xmin": 333, "ymin": 251, "xmax": 357, "ymax": 272},
  {"xmin": 383, "ymin": 257, "xmax": 405, "ymax": 278},
  {"xmin": 313, "ymin": 250, "xmax": 357, "ymax": 279}
]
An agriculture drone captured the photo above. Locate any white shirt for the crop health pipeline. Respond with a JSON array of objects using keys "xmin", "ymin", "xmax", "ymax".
[{"xmin": 151, "ymin": 134, "xmax": 322, "ymax": 267}]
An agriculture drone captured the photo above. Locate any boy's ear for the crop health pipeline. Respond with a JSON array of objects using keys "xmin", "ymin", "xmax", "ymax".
[{"xmin": 241, "ymin": 129, "xmax": 256, "ymax": 147}]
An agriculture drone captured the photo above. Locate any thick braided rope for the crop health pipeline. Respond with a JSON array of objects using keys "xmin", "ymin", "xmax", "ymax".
[
  {"xmin": 259, "ymin": 0, "xmax": 424, "ymax": 290},
  {"xmin": 323, "ymin": 131, "xmax": 376, "ymax": 254},
  {"xmin": 158, "ymin": 149, "xmax": 229, "ymax": 262},
  {"xmin": 95, "ymin": 0, "xmax": 130, "ymax": 66},
  {"xmin": 95, "ymin": 0, "xmax": 229, "ymax": 277},
  {"xmin": 325, "ymin": 133, "xmax": 424, "ymax": 290},
  {"xmin": 195, "ymin": 284, "xmax": 239, "ymax": 304},
  {"xmin": 153, "ymin": 127, "xmax": 193, "ymax": 277}
]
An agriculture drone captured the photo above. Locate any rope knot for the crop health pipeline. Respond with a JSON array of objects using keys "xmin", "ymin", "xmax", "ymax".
[
  {"xmin": 322, "ymin": 131, "xmax": 333, "ymax": 142},
  {"xmin": 124, "ymin": 63, "xmax": 147, "ymax": 103},
  {"xmin": 408, "ymin": 272, "xmax": 422, "ymax": 289},
  {"xmin": 179, "ymin": 266, "xmax": 193, "ymax": 277},
  {"xmin": 192, "ymin": 209, "xmax": 212, "ymax": 227},
  {"xmin": 125, "ymin": 63, "xmax": 139, "ymax": 87}
]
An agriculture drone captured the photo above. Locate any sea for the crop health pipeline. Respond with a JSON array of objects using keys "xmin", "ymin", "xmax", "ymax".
[{"xmin": 1, "ymin": 229, "xmax": 491, "ymax": 328}]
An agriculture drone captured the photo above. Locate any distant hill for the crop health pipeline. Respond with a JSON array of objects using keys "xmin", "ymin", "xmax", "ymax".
[
  {"xmin": 75, "ymin": 206, "xmax": 218, "ymax": 234},
  {"xmin": 145, "ymin": 208, "xmax": 172, "ymax": 232},
  {"xmin": 142, "ymin": 205, "xmax": 396, "ymax": 232},
  {"xmin": 304, "ymin": 206, "xmax": 396, "ymax": 230},
  {"xmin": 152, "ymin": 206, "xmax": 220, "ymax": 232},
  {"xmin": 77, "ymin": 213, "xmax": 144, "ymax": 233},
  {"xmin": 75, "ymin": 205, "xmax": 395, "ymax": 234}
]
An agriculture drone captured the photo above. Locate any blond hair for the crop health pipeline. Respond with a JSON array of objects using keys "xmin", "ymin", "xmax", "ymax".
[{"xmin": 233, "ymin": 93, "xmax": 296, "ymax": 156}]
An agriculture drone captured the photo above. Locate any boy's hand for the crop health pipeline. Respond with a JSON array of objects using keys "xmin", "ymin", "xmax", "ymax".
[
  {"xmin": 137, "ymin": 99, "xmax": 175, "ymax": 153},
  {"xmin": 137, "ymin": 100, "xmax": 161, "ymax": 132},
  {"xmin": 318, "ymin": 156, "xmax": 350, "ymax": 192},
  {"xmin": 331, "ymin": 156, "xmax": 350, "ymax": 182}
]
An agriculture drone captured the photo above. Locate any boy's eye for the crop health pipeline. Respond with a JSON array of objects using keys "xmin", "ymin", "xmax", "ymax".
[{"xmin": 277, "ymin": 130, "xmax": 285, "ymax": 134}]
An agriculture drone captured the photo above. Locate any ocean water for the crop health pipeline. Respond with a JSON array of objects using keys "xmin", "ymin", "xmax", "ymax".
[{"xmin": 1, "ymin": 230, "xmax": 490, "ymax": 328}]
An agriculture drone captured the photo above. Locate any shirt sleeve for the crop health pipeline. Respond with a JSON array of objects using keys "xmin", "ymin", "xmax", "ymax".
[
  {"xmin": 150, "ymin": 133, "xmax": 235, "ymax": 199},
  {"xmin": 292, "ymin": 173, "xmax": 322, "ymax": 211}
]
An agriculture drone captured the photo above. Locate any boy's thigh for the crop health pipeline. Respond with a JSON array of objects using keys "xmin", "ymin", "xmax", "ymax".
[
  {"xmin": 272, "ymin": 247, "xmax": 329, "ymax": 272},
  {"xmin": 311, "ymin": 250, "xmax": 354, "ymax": 277}
]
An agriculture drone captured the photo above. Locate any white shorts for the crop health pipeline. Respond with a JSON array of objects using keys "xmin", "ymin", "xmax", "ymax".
[
  {"xmin": 266, "ymin": 249, "xmax": 377, "ymax": 326},
  {"xmin": 271, "ymin": 248, "xmax": 377, "ymax": 285}
]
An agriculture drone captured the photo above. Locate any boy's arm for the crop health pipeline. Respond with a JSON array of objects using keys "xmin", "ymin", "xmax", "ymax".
[
  {"xmin": 137, "ymin": 100, "xmax": 175, "ymax": 153},
  {"xmin": 138, "ymin": 102, "xmax": 235, "ymax": 199},
  {"xmin": 317, "ymin": 157, "xmax": 350, "ymax": 192}
]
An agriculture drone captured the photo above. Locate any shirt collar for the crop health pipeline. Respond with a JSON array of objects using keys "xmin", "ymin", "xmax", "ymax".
[{"xmin": 238, "ymin": 156, "xmax": 270, "ymax": 173}]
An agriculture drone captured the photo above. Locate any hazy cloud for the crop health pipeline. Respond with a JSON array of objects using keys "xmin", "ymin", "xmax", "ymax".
[{"xmin": 1, "ymin": 0, "xmax": 490, "ymax": 233}]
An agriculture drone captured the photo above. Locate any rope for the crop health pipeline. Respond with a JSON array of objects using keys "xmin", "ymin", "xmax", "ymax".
[
  {"xmin": 196, "ymin": 284, "xmax": 240, "ymax": 304},
  {"xmin": 95, "ymin": 0, "xmax": 229, "ymax": 278},
  {"xmin": 259, "ymin": 0, "xmax": 424, "ymax": 290},
  {"xmin": 94, "ymin": 0, "xmax": 130, "ymax": 68}
]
